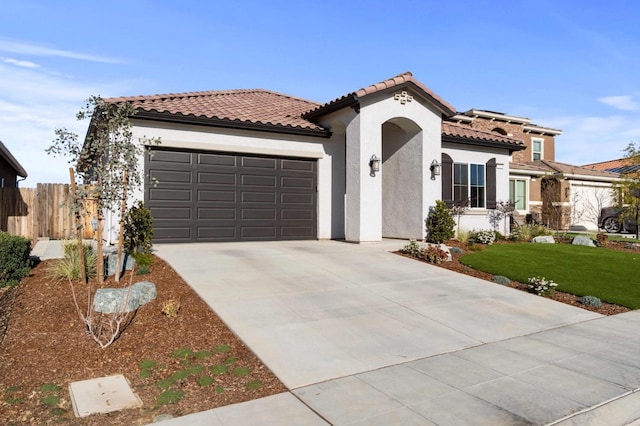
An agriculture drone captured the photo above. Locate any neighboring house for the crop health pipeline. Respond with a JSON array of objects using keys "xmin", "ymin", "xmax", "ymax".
[
  {"xmin": 104, "ymin": 72, "xmax": 527, "ymax": 243},
  {"xmin": 449, "ymin": 110, "xmax": 622, "ymax": 230},
  {"xmin": 0, "ymin": 140, "xmax": 28, "ymax": 188},
  {"xmin": 584, "ymin": 158, "xmax": 640, "ymax": 174}
]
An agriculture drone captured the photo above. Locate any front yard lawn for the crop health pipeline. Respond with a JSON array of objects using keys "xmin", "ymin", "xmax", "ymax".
[{"xmin": 460, "ymin": 243, "xmax": 640, "ymax": 309}]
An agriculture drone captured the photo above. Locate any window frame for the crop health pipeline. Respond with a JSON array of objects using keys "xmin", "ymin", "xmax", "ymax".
[
  {"xmin": 509, "ymin": 178, "xmax": 528, "ymax": 212},
  {"xmin": 532, "ymin": 137, "xmax": 544, "ymax": 161},
  {"xmin": 453, "ymin": 162, "xmax": 486, "ymax": 209}
]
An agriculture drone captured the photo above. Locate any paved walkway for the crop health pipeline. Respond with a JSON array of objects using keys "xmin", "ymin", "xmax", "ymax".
[{"xmin": 148, "ymin": 240, "xmax": 640, "ymax": 425}]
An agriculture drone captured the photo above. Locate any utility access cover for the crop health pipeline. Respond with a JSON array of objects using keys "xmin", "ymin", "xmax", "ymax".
[{"xmin": 69, "ymin": 374, "xmax": 142, "ymax": 417}]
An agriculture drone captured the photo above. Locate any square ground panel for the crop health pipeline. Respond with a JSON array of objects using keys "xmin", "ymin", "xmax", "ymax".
[{"xmin": 69, "ymin": 374, "xmax": 142, "ymax": 418}]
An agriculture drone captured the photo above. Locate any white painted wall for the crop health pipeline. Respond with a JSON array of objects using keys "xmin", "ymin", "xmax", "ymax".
[
  {"xmin": 342, "ymin": 92, "xmax": 443, "ymax": 242},
  {"xmin": 443, "ymin": 143, "xmax": 512, "ymax": 232},
  {"xmin": 569, "ymin": 181, "xmax": 616, "ymax": 230}
]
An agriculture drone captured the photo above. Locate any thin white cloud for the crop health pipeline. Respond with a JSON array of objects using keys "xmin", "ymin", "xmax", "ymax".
[
  {"xmin": 598, "ymin": 95, "xmax": 640, "ymax": 111},
  {"xmin": 2, "ymin": 57, "xmax": 39, "ymax": 68},
  {"xmin": 0, "ymin": 63, "xmax": 143, "ymax": 185},
  {"xmin": 0, "ymin": 38, "xmax": 121, "ymax": 64},
  {"xmin": 549, "ymin": 114, "xmax": 639, "ymax": 165}
]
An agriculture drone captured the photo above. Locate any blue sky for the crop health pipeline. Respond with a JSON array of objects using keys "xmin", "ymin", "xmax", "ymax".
[{"xmin": 1, "ymin": 0, "xmax": 639, "ymax": 185}]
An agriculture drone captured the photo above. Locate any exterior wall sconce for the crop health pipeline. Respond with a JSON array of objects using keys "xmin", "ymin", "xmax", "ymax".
[
  {"xmin": 430, "ymin": 159, "xmax": 441, "ymax": 180},
  {"xmin": 90, "ymin": 217, "xmax": 98, "ymax": 232},
  {"xmin": 369, "ymin": 154, "xmax": 381, "ymax": 177}
]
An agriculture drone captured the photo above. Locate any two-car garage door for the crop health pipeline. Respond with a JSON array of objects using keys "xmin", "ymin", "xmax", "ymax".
[{"xmin": 146, "ymin": 148, "xmax": 317, "ymax": 243}]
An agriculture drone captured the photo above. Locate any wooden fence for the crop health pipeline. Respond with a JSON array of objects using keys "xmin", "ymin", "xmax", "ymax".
[{"xmin": 0, "ymin": 183, "xmax": 97, "ymax": 243}]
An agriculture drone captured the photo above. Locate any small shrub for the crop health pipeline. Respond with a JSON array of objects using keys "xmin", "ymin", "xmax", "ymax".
[
  {"xmin": 596, "ymin": 233, "xmax": 608, "ymax": 248},
  {"xmin": 232, "ymin": 366, "xmax": 251, "ymax": 377},
  {"xmin": 171, "ymin": 348, "xmax": 193, "ymax": 358},
  {"xmin": 214, "ymin": 344, "xmax": 231, "ymax": 353},
  {"xmin": 198, "ymin": 376, "xmax": 214, "ymax": 387},
  {"xmin": 47, "ymin": 240, "xmax": 97, "ymax": 281},
  {"xmin": 420, "ymin": 245, "xmax": 449, "ymax": 264},
  {"xmin": 456, "ymin": 228, "xmax": 471, "ymax": 244},
  {"xmin": 155, "ymin": 389, "xmax": 184, "ymax": 407},
  {"xmin": 0, "ymin": 231, "xmax": 32, "ymax": 288},
  {"xmin": 210, "ymin": 365, "xmax": 228, "ymax": 375},
  {"xmin": 162, "ymin": 299, "xmax": 180, "ymax": 317},
  {"xmin": 526, "ymin": 276, "xmax": 558, "ymax": 297},
  {"xmin": 492, "ymin": 275, "xmax": 511, "ymax": 285},
  {"xmin": 468, "ymin": 244, "xmax": 484, "ymax": 252},
  {"xmin": 449, "ymin": 246, "xmax": 463, "ymax": 255},
  {"xmin": 246, "ymin": 380, "xmax": 262, "ymax": 390},
  {"xmin": 123, "ymin": 201, "xmax": 154, "ymax": 255},
  {"xmin": 426, "ymin": 201, "xmax": 455, "ymax": 244},
  {"xmin": 41, "ymin": 395, "xmax": 60, "ymax": 407},
  {"xmin": 470, "ymin": 230, "xmax": 496, "ymax": 245},
  {"xmin": 578, "ymin": 295, "xmax": 602, "ymax": 308},
  {"xmin": 401, "ymin": 239, "xmax": 423, "ymax": 257}
]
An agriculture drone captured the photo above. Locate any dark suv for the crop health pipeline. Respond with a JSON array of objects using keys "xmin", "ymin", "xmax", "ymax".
[{"xmin": 599, "ymin": 207, "xmax": 638, "ymax": 233}]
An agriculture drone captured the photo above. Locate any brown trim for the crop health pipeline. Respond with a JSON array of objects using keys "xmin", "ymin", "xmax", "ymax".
[
  {"xmin": 486, "ymin": 158, "xmax": 497, "ymax": 209},
  {"xmin": 441, "ymin": 153, "xmax": 453, "ymax": 207}
]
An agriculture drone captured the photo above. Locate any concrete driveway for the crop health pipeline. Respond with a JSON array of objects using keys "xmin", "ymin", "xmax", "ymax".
[{"xmin": 156, "ymin": 240, "xmax": 640, "ymax": 425}]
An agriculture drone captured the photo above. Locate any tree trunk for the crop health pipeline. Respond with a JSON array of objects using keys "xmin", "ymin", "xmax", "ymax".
[
  {"xmin": 69, "ymin": 168, "xmax": 87, "ymax": 283},
  {"xmin": 115, "ymin": 171, "xmax": 129, "ymax": 283}
]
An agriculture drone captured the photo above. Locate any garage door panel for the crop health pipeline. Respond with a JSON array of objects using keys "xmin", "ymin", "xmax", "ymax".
[
  {"xmin": 152, "ymin": 207, "xmax": 191, "ymax": 219},
  {"xmin": 242, "ymin": 191, "xmax": 276, "ymax": 203},
  {"xmin": 147, "ymin": 148, "xmax": 316, "ymax": 243},
  {"xmin": 197, "ymin": 227, "xmax": 236, "ymax": 240},
  {"xmin": 149, "ymin": 169, "xmax": 192, "ymax": 184},
  {"xmin": 242, "ymin": 157, "xmax": 277, "ymax": 169},
  {"xmin": 198, "ymin": 207, "xmax": 236, "ymax": 220},
  {"xmin": 281, "ymin": 176, "xmax": 314, "ymax": 189},
  {"xmin": 198, "ymin": 190, "xmax": 236, "ymax": 202},
  {"xmin": 281, "ymin": 193, "xmax": 314, "ymax": 205},
  {"xmin": 282, "ymin": 159, "xmax": 314, "ymax": 171},
  {"xmin": 241, "ymin": 226, "xmax": 277, "ymax": 239},
  {"xmin": 198, "ymin": 153, "xmax": 236, "ymax": 166},
  {"xmin": 242, "ymin": 175, "xmax": 277, "ymax": 187},
  {"xmin": 198, "ymin": 172, "xmax": 236, "ymax": 185},
  {"xmin": 153, "ymin": 226, "xmax": 192, "ymax": 241},
  {"xmin": 148, "ymin": 188, "xmax": 192, "ymax": 202},
  {"xmin": 150, "ymin": 150, "xmax": 193, "ymax": 164},
  {"xmin": 281, "ymin": 209, "xmax": 314, "ymax": 220},
  {"xmin": 241, "ymin": 208, "xmax": 276, "ymax": 220}
]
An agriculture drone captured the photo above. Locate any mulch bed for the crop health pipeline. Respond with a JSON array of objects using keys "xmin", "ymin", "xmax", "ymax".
[
  {"xmin": 397, "ymin": 239, "xmax": 633, "ymax": 317},
  {"xmin": 0, "ymin": 256, "xmax": 286, "ymax": 425}
]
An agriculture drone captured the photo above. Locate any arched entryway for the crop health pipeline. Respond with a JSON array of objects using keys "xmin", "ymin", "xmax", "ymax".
[{"xmin": 381, "ymin": 117, "xmax": 424, "ymax": 239}]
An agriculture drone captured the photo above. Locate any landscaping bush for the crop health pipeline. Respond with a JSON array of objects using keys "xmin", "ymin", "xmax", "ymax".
[
  {"xmin": 596, "ymin": 233, "xmax": 608, "ymax": 248},
  {"xmin": 456, "ymin": 228, "xmax": 471, "ymax": 244},
  {"xmin": 0, "ymin": 231, "xmax": 32, "ymax": 288},
  {"xmin": 578, "ymin": 295, "xmax": 602, "ymax": 308},
  {"xmin": 492, "ymin": 275, "xmax": 511, "ymax": 285},
  {"xmin": 400, "ymin": 240, "xmax": 449, "ymax": 264},
  {"xmin": 526, "ymin": 276, "xmax": 558, "ymax": 297},
  {"xmin": 510, "ymin": 224, "xmax": 552, "ymax": 241},
  {"xmin": 123, "ymin": 201, "xmax": 154, "ymax": 255},
  {"xmin": 48, "ymin": 240, "xmax": 97, "ymax": 281},
  {"xmin": 449, "ymin": 246, "xmax": 463, "ymax": 255},
  {"xmin": 470, "ymin": 230, "xmax": 496, "ymax": 245},
  {"xmin": 401, "ymin": 239, "xmax": 423, "ymax": 257},
  {"xmin": 426, "ymin": 201, "xmax": 455, "ymax": 244}
]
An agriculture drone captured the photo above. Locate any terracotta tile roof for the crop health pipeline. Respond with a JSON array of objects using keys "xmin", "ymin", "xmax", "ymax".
[
  {"xmin": 442, "ymin": 122, "xmax": 525, "ymax": 150},
  {"xmin": 512, "ymin": 160, "xmax": 621, "ymax": 179},
  {"xmin": 304, "ymin": 71, "xmax": 456, "ymax": 119},
  {"xmin": 107, "ymin": 89, "xmax": 324, "ymax": 132},
  {"xmin": 583, "ymin": 158, "xmax": 632, "ymax": 172}
]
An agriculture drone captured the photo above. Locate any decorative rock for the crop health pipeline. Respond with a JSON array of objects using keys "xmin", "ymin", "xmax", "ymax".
[
  {"xmin": 532, "ymin": 235, "xmax": 555, "ymax": 244},
  {"xmin": 572, "ymin": 235, "xmax": 597, "ymax": 247},
  {"xmin": 93, "ymin": 281, "xmax": 156, "ymax": 314},
  {"xmin": 105, "ymin": 253, "xmax": 136, "ymax": 277}
]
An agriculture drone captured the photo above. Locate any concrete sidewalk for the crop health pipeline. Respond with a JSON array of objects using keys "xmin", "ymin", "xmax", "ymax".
[{"xmin": 153, "ymin": 240, "xmax": 640, "ymax": 425}]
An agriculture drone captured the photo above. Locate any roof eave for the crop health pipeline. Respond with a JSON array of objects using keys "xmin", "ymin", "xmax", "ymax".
[
  {"xmin": 442, "ymin": 134, "xmax": 525, "ymax": 153},
  {"xmin": 0, "ymin": 141, "xmax": 27, "ymax": 178},
  {"xmin": 135, "ymin": 110, "xmax": 331, "ymax": 138}
]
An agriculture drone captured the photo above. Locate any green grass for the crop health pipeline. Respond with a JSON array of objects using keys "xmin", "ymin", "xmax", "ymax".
[{"xmin": 460, "ymin": 243, "xmax": 640, "ymax": 309}]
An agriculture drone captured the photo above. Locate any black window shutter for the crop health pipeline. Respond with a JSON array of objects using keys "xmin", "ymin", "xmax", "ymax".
[
  {"xmin": 442, "ymin": 153, "xmax": 453, "ymax": 207},
  {"xmin": 486, "ymin": 158, "xmax": 497, "ymax": 209}
]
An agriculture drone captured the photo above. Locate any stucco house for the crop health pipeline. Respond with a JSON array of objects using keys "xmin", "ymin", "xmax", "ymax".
[
  {"xmin": 448, "ymin": 110, "xmax": 622, "ymax": 231},
  {"xmin": 105, "ymin": 72, "xmax": 534, "ymax": 243},
  {"xmin": 0, "ymin": 140, "xmax": 28, "ymax": 188}
]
